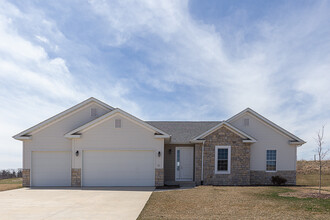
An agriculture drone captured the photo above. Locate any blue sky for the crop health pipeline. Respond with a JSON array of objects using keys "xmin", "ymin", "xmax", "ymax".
[{"xmin": 0, "ymin": 0, "xmax": 330, "ymax": 169}]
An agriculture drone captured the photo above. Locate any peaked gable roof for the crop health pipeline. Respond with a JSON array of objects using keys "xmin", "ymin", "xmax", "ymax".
[
  {"xmin": 65, "ymin": 108, "xmax": 170, "ymax": 139},
  {"xmin": 227, "ymin": 108, "xmax": 305, "ymax": 144},
  {"xmin": 191, "ymin": 121, "xmax": 257, "ymax": 143},
  {"xmin": 146, "ymin": 121, "xmax": 221, "ymax": 144},
  {"xmin": 13, "ymin": 97, "xmax": 114, "ymax": 140}
]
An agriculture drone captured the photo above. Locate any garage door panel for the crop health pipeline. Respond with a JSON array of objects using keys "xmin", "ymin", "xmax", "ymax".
[
  {"xmin": 32, "ymin": 151, "xmax": 71, "ymax": 187},
  {"xmin": 83, "ymin": 150, "xmax": 155, "ymax": 186}
]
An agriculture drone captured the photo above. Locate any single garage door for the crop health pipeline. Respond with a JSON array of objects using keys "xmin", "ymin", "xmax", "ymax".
[
  {"xmin": 31, "ymin": 151, "xmax": 71, "ymax": 187},
  {"xmin": 82, "ymin": 150, "xmax": 155, "ymax": 186}
]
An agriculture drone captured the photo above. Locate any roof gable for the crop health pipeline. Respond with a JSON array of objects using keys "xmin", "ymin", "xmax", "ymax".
[
  {"xmin": 146, "ymin": 121, "xmax": 221, "ymax": 144},
  {"xmin": 191, "ymin": 121, "xmax": 257, "ymax": 143},
  {"xmin": 65, "ymin": 108, "xmax": 170, "ymax": 139},
  {"xmin": 227, "ymin": 108, "xmax": 305, "ymax": 145},
  {"xmin": 13, "ymin": 97, "xmax": 114, "ymax": 140}
]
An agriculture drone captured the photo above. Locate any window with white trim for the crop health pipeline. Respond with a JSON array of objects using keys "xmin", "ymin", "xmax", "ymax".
[
  {"xmin": 215, "ymin": 146, "xmax": 231, "ymax": 174},
  {"xmin": 266, "ymin": 150, "xmax": 276, "ymax": 171}
]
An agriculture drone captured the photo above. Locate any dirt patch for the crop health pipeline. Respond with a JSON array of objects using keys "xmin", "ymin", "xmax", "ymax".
[{"xmin": 280, "ymin": 187, "xmax": 330, "ymax": 199}]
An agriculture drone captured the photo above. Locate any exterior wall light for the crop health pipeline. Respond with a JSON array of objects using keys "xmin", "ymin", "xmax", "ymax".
[
  {"xmin": 158, "ymin": 151, "xmax": 161, "ymax": 157},
  {"xmin": 169, "ymin": 149, "xmax": 172, "ymax": 154},
  {"xmin": 75, "ymin": 150, "xmax": 79, "ymax": 157}
]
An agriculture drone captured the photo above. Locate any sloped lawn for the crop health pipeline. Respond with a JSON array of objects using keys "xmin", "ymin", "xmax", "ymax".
[
  {"xmin": 138, "ymin": 186, "xmax": 330, "ymax": 220},
  {"xmin": 0, "ymin": 178, "xmax": 22, "ymax": 191}
]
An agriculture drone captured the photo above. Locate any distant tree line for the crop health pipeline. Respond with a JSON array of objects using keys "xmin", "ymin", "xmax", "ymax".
[{"xmin": 0, "ymin": 169, "xmax": 22, "ymax": 179}]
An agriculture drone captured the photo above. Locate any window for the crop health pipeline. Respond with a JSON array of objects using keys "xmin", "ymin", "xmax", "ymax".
[
  {"xmin": 215, "ymin": 146, "xmax": 231, "ymax": 174},
  {"xmin": 244, "ymin": 118, "xmax": 249, "ymax": 126},
  {"xmin": 115, "ymin": 119, "xmax": 121, "ymax": 128},
  {"xmin": 91, "ymin": 108, "xmax": 98, "ymax": 117},
  {"xmin": 266, "ymin": 150, "xmax": 276, "ymax": 171}
]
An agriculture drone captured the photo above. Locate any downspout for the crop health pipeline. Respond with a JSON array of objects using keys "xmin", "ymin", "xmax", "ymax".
[{"xmin": 201, "ymin": 140, "xmax": 205, "ymax": 185}]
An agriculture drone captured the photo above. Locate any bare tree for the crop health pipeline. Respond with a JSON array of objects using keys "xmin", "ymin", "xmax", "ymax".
[{"xmin": 315, "ymin": 125, "xmax": 329, "ymax": 194}]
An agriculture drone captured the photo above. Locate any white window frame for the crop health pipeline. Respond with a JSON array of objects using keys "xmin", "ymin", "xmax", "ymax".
[
  {"xmin": 266, "ymin": 149, "xmax": 277, "ymax": 172},
  {"xmin": 215, "ymin": 146, "xmax": 231, "ymax": 174}
]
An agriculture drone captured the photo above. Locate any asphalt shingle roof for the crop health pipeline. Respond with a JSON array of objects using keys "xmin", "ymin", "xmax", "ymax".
[{"xmin": 146, "ymin": 121, "xmax": 221, "ymax": 144}]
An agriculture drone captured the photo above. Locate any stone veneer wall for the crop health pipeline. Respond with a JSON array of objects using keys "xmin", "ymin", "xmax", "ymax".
[
  {"xmin": 155, "ymin": 168, "xmax": 164, "ymax": 186},
  {"xmin": 203, "ymin": 127, "xmax": 251, "ymax": 186},
  {"xmin": 71, "ymin": 168, "xmax": 81, "ymax": 187},
  {"xmin": 22, "ymin": 169, "xmax": 30, "ymax": 187},
  {"xmin": 250, "ymin": 170, "xmax": 296, "ymax": 185},
  {"xmin": 194, "ymin": 143, "xmax": 202, "ymax": 185}
]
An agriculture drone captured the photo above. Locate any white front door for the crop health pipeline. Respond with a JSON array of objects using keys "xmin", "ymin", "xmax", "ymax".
[{"xmin": 175, "ymin": 147, "xmax": 194, "ymax": 181}]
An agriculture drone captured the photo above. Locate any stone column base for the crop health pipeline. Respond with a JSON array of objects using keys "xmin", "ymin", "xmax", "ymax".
[
  {"xmin": 155, "ymin": 169, "xmax": 164, "ymax": 186},
  {"xmin": 22, "ymin": 169, "xmax": 30, "ymax": 187},
  {"xmin": 250, "ymin": 170, "xmax": 296, "ymax": 185},
  {"xmin": 71, "ymin": 168, "xmax": 81, "ymax": 187}
]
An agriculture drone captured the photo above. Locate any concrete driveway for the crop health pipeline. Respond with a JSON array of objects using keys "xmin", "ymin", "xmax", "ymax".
[{"xmin": 0, "ymin": 187, "xmax": 154, "ymax": 220}]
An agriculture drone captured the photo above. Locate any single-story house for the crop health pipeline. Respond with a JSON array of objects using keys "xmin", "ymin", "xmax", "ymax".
[{"xmin": 13, "ymin": 97, "xmax": 305, "ymax": 187}]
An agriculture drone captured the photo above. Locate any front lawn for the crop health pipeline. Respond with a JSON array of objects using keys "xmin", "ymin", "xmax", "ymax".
[
  {"xmin": 0, "ymin": 178, "xmax": 22, "ymax": 191},
  {"xmin": 138, "ymin": 186, "xmax": 330, "ymax": 220}
]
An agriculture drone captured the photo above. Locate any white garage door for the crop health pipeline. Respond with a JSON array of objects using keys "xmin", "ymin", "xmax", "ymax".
[
  {"xmin": 31, "ymin": 151, "xmax": 71, "ymax": 187},
  {"xmin": 82, "ymin": 150, "xmax": 155, "ymax": 186}
]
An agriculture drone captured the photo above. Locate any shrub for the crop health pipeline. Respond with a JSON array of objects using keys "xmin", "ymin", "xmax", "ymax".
[{"xmin": 271, "ymin": 175, "xmax": 287, "ymax": 185}]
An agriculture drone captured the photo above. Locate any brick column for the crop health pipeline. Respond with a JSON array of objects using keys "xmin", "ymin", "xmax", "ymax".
[
  {"xmin": 22, "ymin": 169, "xmax": 30, "ymax": 187},
  {"xmin": 71, "ymin": 168, "xmax": 81, "ymax": 187},
  {"xmin": 155, "ymin": 168, "xmax": 164, "ymax": 186}
]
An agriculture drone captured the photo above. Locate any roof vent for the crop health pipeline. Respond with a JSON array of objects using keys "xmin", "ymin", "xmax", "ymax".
[
  {"xmin": 115, "ymin": 119, "xmax": 121, "ymax": 128},
  {"xmin": 244, "ymin": 118, "xmax": 249, "ymax": 126},
  {"xmin": 91, "ymin": 108, "xmax": 98, "ymax": 117}
]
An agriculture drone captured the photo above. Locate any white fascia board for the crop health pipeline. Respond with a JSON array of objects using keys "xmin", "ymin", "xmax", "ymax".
[
  {"xmin": 65, "ymin": 108, "xmax": 171, "ymax": 139},
  {"xmin": 191, "ymin": 122, "xmax": 257, "ymax": 143},
  {"xmin": 289, "ymin": 141, "xmax": 306, "ymax": 146},
  {"xmin": 14, "ymin": 136, "xmax": 32, "ymax": 140},
  {"xmin": 190, "ymin": 140, "xmax": 205, "ymax": 144},
  {"xmin": 154, "ymin": 134, "xmax": 171, "ymax": 139},
  {"xmin": 65, "ymin": 134, "xmax": 81, "ymax": 139},
  {"xmin": 13, "ymin": 97, "xmax": 114, "ymax": 140},
  {"xmin": 242, "ymin": 139, "xmax": 257, "ymax": 143},
  {"xmin": 227, "ymin": 108, "xmax": 306, "ymax": 144}
]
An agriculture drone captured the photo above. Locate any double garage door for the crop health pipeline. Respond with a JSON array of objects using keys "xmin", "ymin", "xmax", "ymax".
[{"xmin": 31, "ymin": 150, "xmax": 155, "ymax": 187}]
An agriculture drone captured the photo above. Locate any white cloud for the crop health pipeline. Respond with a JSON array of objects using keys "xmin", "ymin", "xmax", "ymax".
[
  {"xmin": 0, "ymin": 1, "xmax": 140, "ymax": 169},
  {"xmin": 88, "ymin": 0, "xmax": 330, "ymax": 159},
  {"xmin": 35, "ymin": 35, "xmax": 49, "ymax": 44},
  {"xmin": 0, "ymin": 0, "xmax": 329, "ymax": 170}
]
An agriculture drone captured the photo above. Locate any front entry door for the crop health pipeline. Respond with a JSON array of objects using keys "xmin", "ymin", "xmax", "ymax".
[{"xmin": 175, "ymin": 147, "xmax": 194, "ymax": 181}]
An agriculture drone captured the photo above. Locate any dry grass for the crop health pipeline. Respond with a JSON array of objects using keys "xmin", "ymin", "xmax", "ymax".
[
  {"xmin": 297, "ymin": 160, "xmax": 330, "ymax": 175},
  {"xmin": 138, "ymin": 186, "xmax": 330, "ymax": 220},
  {"xmin": 0, "ymin": 178, "xmax": 22, "ymax": 191},
  {"xmin": 297, "ymin": 160, "xmax": 330, "ymax": 186},
  {"xmin": 297, "ymin": 174, "xmax": 330, "ymax": 186}
]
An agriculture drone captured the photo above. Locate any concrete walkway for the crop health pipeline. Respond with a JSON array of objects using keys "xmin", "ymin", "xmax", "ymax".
[{"xmin": 0, "ymin": 187, "xmax": 154, "ymax": 220}]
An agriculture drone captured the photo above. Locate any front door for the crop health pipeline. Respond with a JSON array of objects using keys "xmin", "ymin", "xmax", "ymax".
[{"xmin": 175, "ymin": 147, "xmax": 194, "ymax": 181}]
